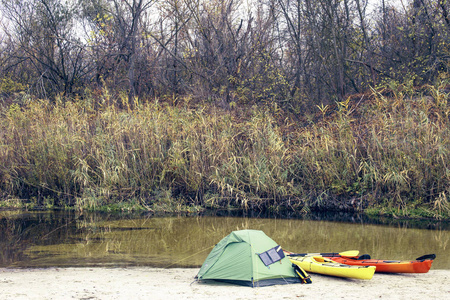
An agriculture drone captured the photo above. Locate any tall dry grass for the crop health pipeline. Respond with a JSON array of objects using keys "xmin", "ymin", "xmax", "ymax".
[
  {"xmin": 291, "ymin": 79, "xmax": 450, "ymax": 217},
  {"xmin": 0, "ymin": 81, "xmax": 449, "ymax": 218}
]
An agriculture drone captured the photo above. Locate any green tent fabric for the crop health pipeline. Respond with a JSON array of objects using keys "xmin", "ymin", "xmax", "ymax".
[{"xmin": 196, "ymin": 230, "xmax": 300, "ymax": 287}]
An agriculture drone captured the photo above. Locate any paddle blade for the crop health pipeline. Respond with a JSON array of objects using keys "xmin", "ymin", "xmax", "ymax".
[
  {"xmin": 356, "ymin": 254, "xmax": 371, "ymax": 260},
  {"xmin": 338, "ymin": 250, "xmax": 360, "ymax": 257},
  {"xmin": 415, "ymin": 254, "xmax": 436, "ymax": 261}
]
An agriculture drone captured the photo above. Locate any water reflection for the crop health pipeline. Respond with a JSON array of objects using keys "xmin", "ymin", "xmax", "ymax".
[{"xmin": 0, "ymin": 211, "xmax": 449, "ymax": 269}]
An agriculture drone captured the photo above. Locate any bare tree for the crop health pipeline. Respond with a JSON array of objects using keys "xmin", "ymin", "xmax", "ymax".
[
  {"xmin": 82, "ymin": 0, "xmax": 155, "ymax": 106},
  {"xmin": 1, "ymin": 0, "xmax": 89, "ymax": 97},
  {"xmin": 175, "ymin": 0, "xmax": 254, "ymax": 105},
  {"xmin": 273, "ymin": 0, "xmax": 305, "ymax": 99}
]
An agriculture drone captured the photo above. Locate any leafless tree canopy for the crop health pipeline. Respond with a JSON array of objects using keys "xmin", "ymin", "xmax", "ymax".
[{"xmin": 1, "ymin": 0, "xmax": 449, "ymax": 108}]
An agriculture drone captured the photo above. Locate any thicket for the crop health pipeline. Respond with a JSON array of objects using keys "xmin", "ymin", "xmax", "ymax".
[
  {"xmin": 0, "ymin": 80, "xmax": 449, "ymax": 219},
  {"xmin": 1, "ymin": 0, "xmax": 450, "ymax": 111}
]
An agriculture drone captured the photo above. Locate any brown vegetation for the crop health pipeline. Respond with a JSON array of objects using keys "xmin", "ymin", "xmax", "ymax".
[
  {"xmin": 0, "ymin": 81, "xmax": 449, "ymax": 219},
  {"xmin": 0, "ymin": 1, "xmax": 450, "ymax": 218}
]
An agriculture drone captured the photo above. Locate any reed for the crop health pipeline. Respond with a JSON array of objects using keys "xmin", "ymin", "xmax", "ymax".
[
  {"xmin": 291, "ymin": 80, "xmax": 450, "ymax": 217},
  {"xmin": 0, "ymin": 81, "xmax": 449, "ymax": 218}
]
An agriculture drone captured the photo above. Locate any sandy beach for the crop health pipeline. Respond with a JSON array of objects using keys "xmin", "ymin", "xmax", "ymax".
[{"xmin": 0, "ymin": 267, "xmax": 449, "ymax": 300}]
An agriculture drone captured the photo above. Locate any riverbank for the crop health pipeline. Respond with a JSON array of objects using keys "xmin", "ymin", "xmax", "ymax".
[{"xmin": 1, "ymin": 267, "xmax": 448, "ymax": 299}]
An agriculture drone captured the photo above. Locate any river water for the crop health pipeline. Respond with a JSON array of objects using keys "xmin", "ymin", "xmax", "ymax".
[{"xmin": 1, "ymin": 210, "xmax": 449, "ymax": 269}]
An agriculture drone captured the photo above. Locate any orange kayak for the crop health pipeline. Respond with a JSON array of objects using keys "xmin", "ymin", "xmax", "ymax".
[{"xmin": 327, "ymin": 254, "xmax": 435, "ymax": 273}]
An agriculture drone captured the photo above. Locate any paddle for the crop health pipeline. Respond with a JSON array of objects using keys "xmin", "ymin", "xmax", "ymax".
[
  {"xmin": 287, "ymin": 250, "xmax": 359, "ymax": 258},
  {"xmin": 293, "ymin": 265, "xmax": 312, "ymax": 284}
]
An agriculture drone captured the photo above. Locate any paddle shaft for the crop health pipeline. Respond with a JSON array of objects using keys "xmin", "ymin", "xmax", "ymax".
[{"xmin": 288, "ymin": 252, "xmax": 349, "ymax": 257}]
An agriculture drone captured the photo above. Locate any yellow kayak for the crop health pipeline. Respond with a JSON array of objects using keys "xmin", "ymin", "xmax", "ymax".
[{"xmin": 289, "ymin": 255, "xmax": 376, "ymax": 280}]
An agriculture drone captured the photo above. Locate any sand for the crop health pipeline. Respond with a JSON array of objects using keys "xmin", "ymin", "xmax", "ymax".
[{"xmin": 0, "ymin": 267, "xmax": 449, "ymax": 300}]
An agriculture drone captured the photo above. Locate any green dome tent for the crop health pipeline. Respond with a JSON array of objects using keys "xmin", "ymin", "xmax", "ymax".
[{"xmin": 196, "ymin": 229, "xmax": 310, "ymax": 287}]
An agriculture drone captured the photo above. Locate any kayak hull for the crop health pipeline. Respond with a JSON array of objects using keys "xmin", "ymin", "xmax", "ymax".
[
  {"xmin": 289, "ymin": 255, "xmax": 375, "ymax": 280},
  {"xmin": 328, "ymin": 256, "xmax": 433, "ymax": 273}
]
